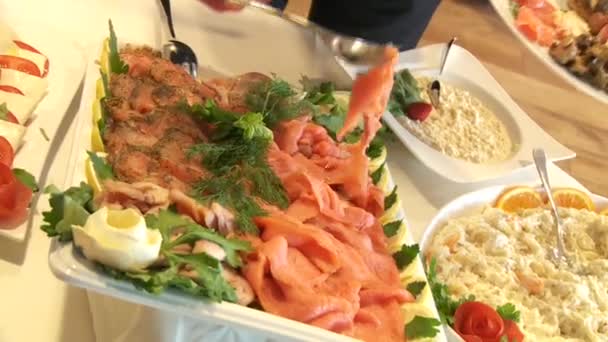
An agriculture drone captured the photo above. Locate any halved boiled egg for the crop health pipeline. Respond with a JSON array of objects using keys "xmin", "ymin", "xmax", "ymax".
[{"xmin": 73, "ymin": 207, "xmax": 162, "ymax": 272}]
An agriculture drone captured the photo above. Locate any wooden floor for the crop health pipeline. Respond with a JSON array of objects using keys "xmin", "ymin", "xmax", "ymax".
[{"xmin": 286, "ymin": 0, "xmax": 608, "ymax": 196}]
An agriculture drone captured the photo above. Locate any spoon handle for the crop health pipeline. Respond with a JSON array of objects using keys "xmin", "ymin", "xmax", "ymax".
[
  {"xmin": 160, "ymin": 0, "xmax": 176, "ymax": 38},
  {"xmin": 439, "ymin": 37, "xmax": 457, "ymax": 76},
  {"xmin": 532, "ymin": 148, "xmax": 567, "ymax": 255}
]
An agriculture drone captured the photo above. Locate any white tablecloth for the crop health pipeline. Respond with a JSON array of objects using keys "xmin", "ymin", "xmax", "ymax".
[{"xmin": 0, "ymin": 1, "xmax": 587, "ymax": 341}]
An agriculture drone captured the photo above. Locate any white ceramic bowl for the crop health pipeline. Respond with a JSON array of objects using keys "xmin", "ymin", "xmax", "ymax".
[{"xmin": 419, "ymin": 184, "xmax": 608, "ymax": 341}]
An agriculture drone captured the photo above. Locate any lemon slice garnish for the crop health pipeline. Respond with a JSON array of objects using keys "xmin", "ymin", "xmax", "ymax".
[{"xmin": 85, "ymin": 152, "xmax": 108, "ymax": 194}]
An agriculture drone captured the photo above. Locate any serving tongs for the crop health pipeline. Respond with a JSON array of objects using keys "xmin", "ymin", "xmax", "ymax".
[{"xmin": 245, "ymin": 1, "xmax": 395, "ymax": 67}]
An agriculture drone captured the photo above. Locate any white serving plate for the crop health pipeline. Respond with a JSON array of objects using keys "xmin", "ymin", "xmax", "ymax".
[
  {"xmin": 489, "ymin": 0, "xmax": 608, "ymax": 105},
  {"xmin": 419, "ymin": 183, "xmax": 608, "ymax": 341},
  {"xmin": 46, "ymin": 7, "xmax": 446, "ymax": 341},
  {"xmin": 341, "ymin": 44, "xmax": 575, "ymax": 184},
  {"xmin": 0, "ymin": 21, "xmax": 86, "ymax": 241}
]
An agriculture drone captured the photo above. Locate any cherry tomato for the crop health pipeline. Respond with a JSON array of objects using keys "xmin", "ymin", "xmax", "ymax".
[
  {"xmin": 0, "ymin": 163, "xmax": 33, "ymax": 228},
  {"xmin": 0, "ymin": 55, "xmax": 41, "ymax": 77},
  {"xmin": 0, "ymin": 136, "xmax": 14, "ymax": 167},
  {"xmin": 454, "ymin": 302, "xmax": 505, "ymax": 342},
  {"xmin": 0, "ymin": 84, "xmax": 24, "ymax": 95}
]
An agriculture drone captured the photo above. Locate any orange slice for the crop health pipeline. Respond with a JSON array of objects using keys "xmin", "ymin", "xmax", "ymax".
[
  {"xmin": 549, "ymin": 188, "xmax": 595, "ymax": 211},
  {"xmin": 495, "ymin": 186, "xmax": 543, "ymax": 213}
]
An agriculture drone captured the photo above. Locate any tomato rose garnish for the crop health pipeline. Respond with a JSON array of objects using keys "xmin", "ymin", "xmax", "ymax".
[
  {"xmin": 0, "ymin": 163, "xmax": 33, "ymax": 228},
  {"xmin": 0, "ymin": 136, "xmax": 14, "ymax": 166},
  {"xmin": 503, "ymin": 320, "xmax": 525, "ymax": 342},
  {"xmin": 454, "ymin": 302, "xmax": 502, "ymax": 342}
]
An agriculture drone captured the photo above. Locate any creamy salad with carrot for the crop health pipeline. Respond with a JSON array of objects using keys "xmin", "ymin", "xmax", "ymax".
[{"xmin": 426, "ymin": 202, "xmax": 608, "ymax": 341}]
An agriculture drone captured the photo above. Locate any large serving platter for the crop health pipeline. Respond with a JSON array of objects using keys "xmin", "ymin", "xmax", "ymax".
[
  {"xmin": 0, "ymin": 21, "xmax": 86, "ymax": 241},
  {"xmin": 419, "ymin": 183, "xmax": 608, "ymax": 341},
  {"xmin": 46, "ymin": 19, "xmax": 446, "ymax": 342},
  {"xmin": 341, "ymin": 44, "xmax": 575, "ymax": 184},
  {"xmin": 489, "ymin": 0, "xmax": 608, "ymax": 105}
]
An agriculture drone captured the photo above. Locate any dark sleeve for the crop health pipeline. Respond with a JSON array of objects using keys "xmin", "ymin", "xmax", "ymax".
[{"xmin": 308, "ymin": 0, "xmax": 441, "ymax": 51}]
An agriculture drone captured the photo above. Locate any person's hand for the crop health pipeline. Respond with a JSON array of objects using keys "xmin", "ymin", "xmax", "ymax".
[{"xmin": 198, "ymin": 0, "xmax": 270, "ymax": 12}]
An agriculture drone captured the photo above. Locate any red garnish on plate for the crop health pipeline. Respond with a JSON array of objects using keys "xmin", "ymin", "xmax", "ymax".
[
  {"xmin": 0, "ymin": 85, "xmax": 24, "ymax": 95},
  {"xmin": 454, "ymin": 302, "xmax": 524, "ymax": 342},
  {"xmin": 0, "ymin": 55, "xmax": 41, "ymax": 77},
  {"xmin": 407, "ymin": 102, "xmax": 433, "ymax": 121},
  {"xmin": 13, "ymin": 40, "xmax": 49, "ymax": 78},
  {"xmin": 0, "ymin": 163, "xmax": 32, "ymax": 229},
  {"xmin": 0, "ymin": 136, "xmax": 14, "ymax": 166}
]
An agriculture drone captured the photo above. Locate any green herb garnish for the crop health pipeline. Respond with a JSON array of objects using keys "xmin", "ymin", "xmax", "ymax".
[
  {"xmin": 427, "ymin": 258, "xmax": 475, "ymax": 325},
  {"xmin": 384, "ymin": 186, "xmax": 398, "ymax": 210},
  {"xmin": 383, "ymin": 220, "xmax": 401, "ymax": 238},
  {"xmin": 370, "ymin": 163, "xmax": 385, "ymax": 184},
  {"xmin": 87, "ymin": 151, "xmax": 114, "ymax": 180},
  {"xmin": 497, "ymin": 303, "xmax": 521, "ymax": 323},
  {"xmin": 407, "ymin": 281, "xmax": 427, "ymax": 297},
  {"xmin": 388, "ymin": 69, "xmax": 423, "ymax": 117},
  {"xmin": 39, "ymin": 128, "xmax": 50, "ymax": 142},
  {"xmin": 41, "ymin": 183, "xmax": 95, "ymax": 241},
  {"xmin": 108, "ymin": 20, "xmax": 128, "ymax": 74},
  {"xmin": 393, "ymin": 243, "xmax": 419, "ymax": 269},
  {"xmin": 405, "ymin": 316, "xmax": 441, "ymax": 339},
  {"xmin": 12, "ymin": 168, "xmax": 38, "ymax": 192},
  {"xmin": 0, "ymin": 103, "xmax": 9, "ymax": 121},
  {"xmin": 246, "ymin": 77, "xmax": 312, "ymax": 127}
]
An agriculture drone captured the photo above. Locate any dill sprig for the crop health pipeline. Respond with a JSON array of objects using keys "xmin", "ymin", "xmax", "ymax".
[{"xmin": 246, "ymin": 77, "xmax": 313, "ymax": 127}]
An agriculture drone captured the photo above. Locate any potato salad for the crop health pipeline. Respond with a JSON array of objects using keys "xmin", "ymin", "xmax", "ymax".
[{"xmin": 427, "ymin": 206, "xmax": 608, "ymax": 341}]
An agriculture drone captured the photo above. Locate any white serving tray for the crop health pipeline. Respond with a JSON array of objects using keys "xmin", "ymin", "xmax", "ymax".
[
  {"xmin": 46, "ymin": 5, "xmax": 445, "ymax": 341},
  {"xmin": 339, "ymin": 44, "xmax": 575, "ymax": 184},
  {"xmin": 0, "ymin": 21, "xmax": 86, "ymax": 241},
  {"xmin": 419, "ymin": 183, "xmax": 608, "ymax": 342},
  {"xmin": 489, "ymin": 0, "xmax": 608, "ymax": 105}
]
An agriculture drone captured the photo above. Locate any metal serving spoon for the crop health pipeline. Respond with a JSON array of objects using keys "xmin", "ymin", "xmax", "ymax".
[
  {"xmin": 159, "ymin": 0, "xmax": 199, "ymax": 78},
  {"xmin": 429, "ymin": 37, "xmax": 457, "ymax": 108},
  {"xmin": 246, "ymin": 1, "xmax": 393, "ymax": 66},
  {"xmin": 532, "ymin": 148, "xmax": 570, "ymax": 267}
]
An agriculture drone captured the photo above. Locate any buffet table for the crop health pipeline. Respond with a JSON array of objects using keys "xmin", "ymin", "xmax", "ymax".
[{"xmin": 0, "ymin": 1, "xmax": 589, "ymax": 341}]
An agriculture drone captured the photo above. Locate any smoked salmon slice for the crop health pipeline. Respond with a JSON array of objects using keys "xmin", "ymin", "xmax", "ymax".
[{"xmin": 516, "ymin": 5, "xmax": 556, "ymax": 47}]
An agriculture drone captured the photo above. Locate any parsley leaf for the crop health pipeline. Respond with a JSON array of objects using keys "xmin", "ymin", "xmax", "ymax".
[
  {"xmin": 370, "ymin": 163, "xmax": 385, "ymax": 185},
  {"xmin": 87, "ymin": 151, "xmax": 114, "ymax": 180},
  {"xmin": 12, "ymin": 168, "xmax": 38, "ymax": 192},
  {"xmin": 393, "ymin": 243, "xmax": 419, "ymax": 269},
  {"xmin": 41, "ymin": 183, "xmax": 95, "ymax": 241},
  {"xmin": 384, "ymin": 186, "xmax": 398, "ymax": 210},
  {"xmin": 407, "ymin": 281, "xmax": 427, "ymax": 297},
  {"xmin": 405, "ymin": 316, "xmax": 441, "ymax": 339},
  {"xmin": 427, "ymin": 258, "xmax": 476, "ymax": 325},
  {"xmin": 497, "ymin": 303, "xmax": 521, "ymax": 323},
  {"xmin": 366, "ymin": 136, "xmax": 384, "ymax": 159},
  {"xmin": 313, "ymin": 106, "xmax": 345, "ymax": 139},
  {"xmin": 383, "ymin": 220, "xmax": 401, "ymax": 238},
  {"xmin": 147, "ymin": 209, "xmax": 252, "ymax": 268},
  {"xmin": 107, "ymin": 20, "xmax": 128, "ymax": 74},
  {"xmin": 234, "ymin": 112, "xmax": 273, "ymax": 141}
]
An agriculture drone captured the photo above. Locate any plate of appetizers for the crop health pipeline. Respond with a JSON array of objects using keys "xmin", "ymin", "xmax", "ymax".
[
  {"xmin": 43, "ymin": 22, "xmax": 447, "ymax": 342},
  {"xmin": 420, "ymin": 184, "xmax": 608, "ymax": 341},
  {"xmin": 0, "ymin": 21, "xmax": 85, "ymax": 241},
  {"xmin": 342, "ymin": 44, "xmax": 575, "ymax": 184},
  {"xmin": 489, "ymin": 0, "xmax": 608, "ymax": 104}
]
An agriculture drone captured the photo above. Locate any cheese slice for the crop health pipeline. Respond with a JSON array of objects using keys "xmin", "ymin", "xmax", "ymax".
[
  {"xmin": 0, "ymin": 22, "xmax": 17, "ymax": 55},
  {"xmin": 0, "ymin": 119, "xmax": 25, "ymax": 149},
  {"xmin": 0, "ymin": 68, "xmax": 48, "ymax": 100},
  {"xmin": 0, "ymin": 91, "xmax": 37, "ymax": 124},
  {"xmin": 17, "ymin": 49, "xmax": 47, "ymax": 77}
]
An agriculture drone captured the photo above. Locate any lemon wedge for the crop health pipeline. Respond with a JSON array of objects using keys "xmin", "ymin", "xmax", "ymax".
[
  {"xmin": 95, "ymin": 77, "xmax": 106, "ymax": 100},
  {"xmin": 99, "ymin": 38, "xmax": 110, "ymax": 76},
  {"xmin": 368, "ymin": 146, "xmax": 387, "ymax": 173},
  {"xmin": 85, "ymin": 152, "xmax": 108, "ymax": 194},
  {"xmin": 91, "ymin": 100, "xmax": 105, "ymax": 153}
]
